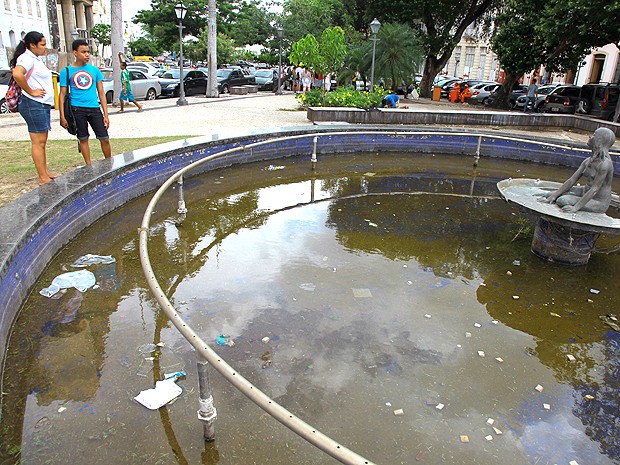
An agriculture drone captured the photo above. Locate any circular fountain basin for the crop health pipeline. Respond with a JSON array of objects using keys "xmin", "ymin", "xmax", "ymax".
[{"xmin": 1, "ymin": 149, "xmax": 619, "ymax": 465}]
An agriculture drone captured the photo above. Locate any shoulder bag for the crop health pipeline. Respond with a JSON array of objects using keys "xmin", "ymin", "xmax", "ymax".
[{"xmin": 63, "ymin": 67, "xmax": 78, "ymax": 135}]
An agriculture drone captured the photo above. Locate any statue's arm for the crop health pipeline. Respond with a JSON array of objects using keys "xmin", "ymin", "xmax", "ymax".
[
  {"xmin": 561, "ymin": 165, "xmax": 608, "ymax": 212},
  {"xmin": 538, "ymin": 160, "xmax": 587, "ymax": 203}
]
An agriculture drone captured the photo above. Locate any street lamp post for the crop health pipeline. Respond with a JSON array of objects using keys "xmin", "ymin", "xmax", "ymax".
[
  {"xmin": 369, "ymin": 18, "xmax": 381, "ymax": 89},
  {"xmin": 175, "ymin": 2, "xmax": 188, "ymax": 106},
  {"xmin": 276, "ymin": 26, "xmax": 283, "ymax": 95}
]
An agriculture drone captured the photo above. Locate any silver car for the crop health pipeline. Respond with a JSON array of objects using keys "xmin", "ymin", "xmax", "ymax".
[
  {"xmin": 0, "ymin": 69, "xmax": 12, "ymax": 114},
  {"xmin": 102, "ymin": 69, "xmax": 161, "ymax": 104},
  {"xmin": 465, "ymin": 82, "xmax": 500, "ymax": 105}
]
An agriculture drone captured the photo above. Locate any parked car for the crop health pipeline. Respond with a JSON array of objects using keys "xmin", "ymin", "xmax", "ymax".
[
  {"xmin": 513, "ymin": 85, "xmax": 558, "ymax": 112},
  {"xmin": 216, "ymin": 68, "xmax": 256, "ymax": 93},
  {"xmin": 464, "ymin": 82, "xmax": 500, "ymax": 105},
  {"xmin": 127, "ymin": 62, "xmax": 162, "ymax": 77},
  {"xmin": 485, "ymin": 84, "xmax": 528, "ymax": 108},
  {"xmin": 254, "ymin": 69, "xmax": 280, "ymax": 91},
  {"xmin": 0, "ymin": 69, "xmax": 12, "ymax": 114},
  {"xmin": 543, "ymin": 85, "xmax": 582, "ymax": 114},
  {"xmin": 103, "ymin": 69, "xmax": 162, "ymax": 103},
  {"xmin": 577, "ymin": 83, "xmax": 619, "ymax": 121},
  {"xmin": 159, "ymin": 69, "xmax": 208, "ymax": 97}
]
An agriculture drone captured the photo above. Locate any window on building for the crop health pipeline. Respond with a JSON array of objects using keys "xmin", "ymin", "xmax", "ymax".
[
  {"xmin": 9, "ymin": 30, "xmax": 16, "ymax": 47},
  {"xmin": 16, "ymin": 0, "xmax": 22, "ymax": 14},
  {"xmin": 36, "ymin": 0, "xmax": 41, "ymax": 17},
  {"xmin": 27, "ymin": 0, "xmax": 32, "ymax": 15},
  {"xmin": 454, "ymin": 47, "xmax": 461, "ymax": 76},
  {"xmin": 4, "ymin": 0, "xmax": 10, "ymax": 11},
  {"xmin": 0, "ymin": 33, "xmax": 4, "ymax": 48},
  {"xmin": 478, "ymin": 47, "xmax": 487, "ymax": 80}
]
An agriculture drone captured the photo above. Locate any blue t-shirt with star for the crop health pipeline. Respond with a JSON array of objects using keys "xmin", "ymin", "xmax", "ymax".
[{"xmin": 60, "ymin": 63, "xmax": 104, "ymax": 108}]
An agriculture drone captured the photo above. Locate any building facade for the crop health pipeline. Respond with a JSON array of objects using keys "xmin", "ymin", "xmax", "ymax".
[{"xmin": 1, "ymin": 0, "xmax": 110, "ymax": 70}]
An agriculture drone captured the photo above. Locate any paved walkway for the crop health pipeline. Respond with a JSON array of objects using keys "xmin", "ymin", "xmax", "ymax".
[
  {"xmin": 0, "ymin": 92, "xmax": 606, "ymax": 146},
  {"xmin": 0, "ymin": 92, "xmax": 310, "ymax": 141}
]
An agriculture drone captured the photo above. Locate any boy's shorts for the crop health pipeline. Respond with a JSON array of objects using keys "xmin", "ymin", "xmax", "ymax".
[{"xmin": 73, "ymin": 106, "xmax": 109, "ymax": 141}]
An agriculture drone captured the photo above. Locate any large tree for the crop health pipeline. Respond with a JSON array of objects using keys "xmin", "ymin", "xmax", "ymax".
[
  {"xmin": 490, "ymin": 0, "xmax": 620, "ymax": 108},
  {"xmin": 134, "ymin": 0, "xmax": 273, "ymax": 50},
  {"xmin": 365, "ymin": 0, "xmax": 500, "ymax": 97}
]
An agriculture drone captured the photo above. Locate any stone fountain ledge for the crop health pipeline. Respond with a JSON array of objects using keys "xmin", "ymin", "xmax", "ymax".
[
  {"xmin": 1, "ymin": 124, "xmax": 620, "ymax": 397},
  {"xmin": 307, "ymin": 106, "xmax": 620, "ymax": 136}
]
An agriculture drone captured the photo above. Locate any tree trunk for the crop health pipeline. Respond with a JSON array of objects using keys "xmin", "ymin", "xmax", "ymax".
[
  {"xmin": 110, "ymin": 0, "xmax": 123, "ymax": 107},
  {"xmin": 419, "ymin": 55, "xmax": 449, "ymax": 98},
  {"xmin": 206, "ymin": 0, "xmax": 218, "ymax": 98},
  {"xmin": 488, "ymin": 71, "xmax": 520, "ymax": 109}
]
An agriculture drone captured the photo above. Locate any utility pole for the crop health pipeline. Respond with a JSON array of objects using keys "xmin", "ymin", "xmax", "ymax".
[
  {"xmin": 206, "ymin": 0, "xmax": 218, "ymax": 97},
  {"xmin": 110, "ymin": 0, "xmax": 123, "ymax": 107}
]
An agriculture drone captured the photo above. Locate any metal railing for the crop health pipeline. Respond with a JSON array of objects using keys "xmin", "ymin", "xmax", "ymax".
[{"xmin": 138, "ymin": 130, "xmax": 602, "ymax": 464}]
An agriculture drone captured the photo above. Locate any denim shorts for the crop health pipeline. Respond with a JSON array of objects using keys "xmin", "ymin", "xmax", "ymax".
[
  {"xmin": 73, "ymin": 106, "xmax": 109, "ymax": 141},
  {"xmin": 19, "ymin": 95, "xmax": 52, "ymax": 133}
]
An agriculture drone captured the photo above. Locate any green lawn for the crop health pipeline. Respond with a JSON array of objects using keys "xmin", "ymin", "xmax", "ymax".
[{"xmin": 0, "ymin": 136, "xmax": 192, "ymax": 206}]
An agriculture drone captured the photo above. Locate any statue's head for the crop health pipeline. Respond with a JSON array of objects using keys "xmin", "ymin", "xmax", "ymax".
[{"xmin": 590, "ymin": 127, "xmax": 616, "ymax": 151}]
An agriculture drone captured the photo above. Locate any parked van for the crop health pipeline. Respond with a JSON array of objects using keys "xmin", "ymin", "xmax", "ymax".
[{"xmin": 578, "ymin": 83, "xmax": 619, "ymax": 121}]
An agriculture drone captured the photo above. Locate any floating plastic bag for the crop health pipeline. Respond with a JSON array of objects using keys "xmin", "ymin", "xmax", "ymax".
[
  {"xmin": 40, "ymin": 270, "xmax": 96, "ymax": 297},
  {"xmin": 71, "ymin": 254, "xmax": 116, "ymax": 268}
]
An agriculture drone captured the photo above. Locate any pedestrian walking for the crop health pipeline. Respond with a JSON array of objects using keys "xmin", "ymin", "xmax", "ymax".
[
  {"xmin": 524, "ymin": 79, "xmax": 538, "ymax": 113},
  {"xmin": 59, "ymin": 39, "xmax": 111, "ymax": 165},
  {"xmin": 302, "ymin": 68, "xmax": 312, "ymax": 94},
  {"xmin": 11, "ymin": 31, "xmax": 57, "ymax": 185},
  {"xmin": 119, "ymin": 59, "xmax": 143, "ymax": 112}
]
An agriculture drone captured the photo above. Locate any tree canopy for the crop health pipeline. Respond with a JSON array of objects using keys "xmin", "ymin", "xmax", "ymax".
[
  {"xmin": 489, "ymin": 0, "xmax": 620, "ymax": 107},
  {"xmin": 365, "ymin": 0, "xmax": 500, "ymax": 96},
  {"xmin": 134, "ymin": 0, "xmax": 274, "ymax": 51}
]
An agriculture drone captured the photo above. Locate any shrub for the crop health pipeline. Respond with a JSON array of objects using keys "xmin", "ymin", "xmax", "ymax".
[{"xmin": 297, "ymin": 85, "xmax": 389, "ymax": 109}]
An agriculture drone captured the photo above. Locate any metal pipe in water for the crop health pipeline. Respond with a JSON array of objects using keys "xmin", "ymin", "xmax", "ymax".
[
  {"xmin": 474, "ymin": 135, "xmax": 482, "ymax": 167},
  {"xmin": 197, "ymin": 356, "xmax": 217, "ymax": 441},
  {"xmin": 176, "ymin": 175, "xmax": 188, "ymax": 225},
  {"xmin": 311, "ymin": 136, "xmax": 318, "ymax": 169}
]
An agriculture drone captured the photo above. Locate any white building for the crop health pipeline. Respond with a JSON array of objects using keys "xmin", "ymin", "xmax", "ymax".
[
  {"xmin": 0, "ymin": 0, "xmax": 50, "ymax": 68},
  {"xmin": 441, "ymin": 25, "xmax": 500, "ymax": 82},
  {"xmin": 575, "ymin": 43, "xmax": 619, "ymax": 85},
  {"xmin": 1, "ymin": 0, "xmax": 111, "ymax": 70}
]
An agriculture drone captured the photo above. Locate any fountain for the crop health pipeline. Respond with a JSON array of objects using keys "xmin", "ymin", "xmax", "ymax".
[
  {"xmin": 1, "ymin": 128, "xmax": 619, "ymax": 464},
  {"xmin": 498, "ymin": 128, "xmax": 620, "ymax": 264}
]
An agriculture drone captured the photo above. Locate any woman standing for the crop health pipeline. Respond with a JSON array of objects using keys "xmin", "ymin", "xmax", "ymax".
[{"xmin": 11, "ymin": 31, "xmax": 57, "ymax": 185}]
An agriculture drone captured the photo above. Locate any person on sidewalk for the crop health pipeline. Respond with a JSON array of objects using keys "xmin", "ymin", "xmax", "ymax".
[
  {"xmin": 380, "ymin": 93, "xmax": 399, "ymax": 108},
  {"xmin": 524, "ymin": 78, "xmax": 538, "ymax": 113},
  {"xmin": 11, "ymin": 31, "xmax": 58, "ymax": 185},
  {"xmin": 59, "ymin": 38, "xmax": 111, "ymax": 165},
  {"xmin": 119, "ymin": 59, "xmax": 143, "ymax": 113}
]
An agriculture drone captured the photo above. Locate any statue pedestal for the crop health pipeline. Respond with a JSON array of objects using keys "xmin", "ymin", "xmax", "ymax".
[
  {"xmin": 497, "ymin": 179, "xmax": 620, "ymax": 266},
  {"xmin": 531, "ymin": 217, "xmax": 599, "ymax": 265}
]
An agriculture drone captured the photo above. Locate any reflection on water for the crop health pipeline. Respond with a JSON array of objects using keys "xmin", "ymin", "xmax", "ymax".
[{"xmin": 1, "ymin": 153, "xmax": 619, "ymax": 465}]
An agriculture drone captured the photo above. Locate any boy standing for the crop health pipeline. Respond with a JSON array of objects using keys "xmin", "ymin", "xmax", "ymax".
[{"xmin": 59, "ymin": 39, "xmax": 111, "ymax": 164}]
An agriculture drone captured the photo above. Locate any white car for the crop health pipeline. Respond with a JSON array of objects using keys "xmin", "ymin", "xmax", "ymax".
[
  {"xmin": 0, "ymin": 69, "xmax": 12, "ymax": 114},
  {"xmin": 102, "ymin": 69, "xmax": 161, "ymax": 104},
  {"xmin": 126, "ymin": 62, "xmax": 162, "ymax": 78}
]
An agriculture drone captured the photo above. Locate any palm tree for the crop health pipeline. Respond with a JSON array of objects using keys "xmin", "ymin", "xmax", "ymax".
[
  {"xmin": 373, "ymin": 23, "xmax": 423, "ymax": 92},
  {"xmin": 341, "ymin": 42, "xmax": 372, "ymax": 88}
]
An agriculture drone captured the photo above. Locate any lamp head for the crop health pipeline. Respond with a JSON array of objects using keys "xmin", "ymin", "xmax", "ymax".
[
  {"xmin": 175, "ymin": 2, "xmax": 187, "ymax": 21},
  {"xmin": 276, "ymin": 26, "xmax": 283, "ymax": 39},
  {"xmin": 370, "ymin": 18, "xmax": 381, "ymax": 35}
]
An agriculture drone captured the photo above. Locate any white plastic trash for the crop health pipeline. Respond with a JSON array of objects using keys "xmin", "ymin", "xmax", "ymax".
[{"xmin": 40, "ymin": 270, "xmax": 96, "ymax": 297}]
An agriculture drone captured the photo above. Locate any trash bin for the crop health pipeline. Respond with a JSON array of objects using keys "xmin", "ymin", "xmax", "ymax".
[
  {"xmin": 52, "ymin": 72, "xmax": 59, "ymax": 109},
  {"xmin": 432, "ymin": 85, "xmax": 442, "ymax": 101}
]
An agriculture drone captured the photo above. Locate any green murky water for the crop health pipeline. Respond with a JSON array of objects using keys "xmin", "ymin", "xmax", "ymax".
[{"xmin": 1, "ymin": 153, "xmax": 619, "ymax": 465}]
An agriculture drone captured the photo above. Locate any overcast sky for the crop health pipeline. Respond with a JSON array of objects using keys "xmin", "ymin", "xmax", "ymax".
[{"xmin": 123, "ymin": 0, "xmax": 151, "ymax": 22}]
